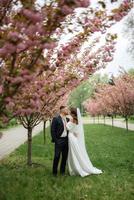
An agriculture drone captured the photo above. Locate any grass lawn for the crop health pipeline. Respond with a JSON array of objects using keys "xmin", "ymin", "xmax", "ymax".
[
  {"xmin": 128, "ymin": 119, "xmax": 134, "ymax": 124},
  {"xmin": 83, "ymin": 116, "xmax": 134, "ymax": 124},
  {"xmin": 0, "ymin": 124, "xmax": 134, "ymax": 200},
  {"xmin": 0, "ymin": 119, "xmax": 19, "ymax": 132}
]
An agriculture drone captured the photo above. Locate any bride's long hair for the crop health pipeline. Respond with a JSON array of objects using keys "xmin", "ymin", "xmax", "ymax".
[{"xmin": 70, "ymin": 107, "xmax": 78, "ymax": 124}]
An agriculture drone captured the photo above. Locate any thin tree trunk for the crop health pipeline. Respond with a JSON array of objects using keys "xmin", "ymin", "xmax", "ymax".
[
  {"xmin": 43, "ymin": 120, "xmax": 46, "ymax": 144},
  {"xmin": 0, "ymin": 132, "xmax": 3, "ymax": 139},
  {"xmin": 98, "ymin": 116, "xmax": 99, "ymax": 124},
  {"xmin": 27, "ymin": 127, "xmax": 32, "ymax": 166},
  {"xmin": 93, "ymin": 116, "xmax": 95, "ymax": 124},
  {"xmin": 125, "ymin": 116, "xmax": 128, "ymax": 131},
  {"xmin": 104, "ymin": 116, "xmax": 106, "ymax": 125},
  {"xmin": 49, "ymin": 119, "xmax": 51, "ymax": 133},
  {"xmin": 112, "ymin": 116, "xmax": 114, "ymax": 127}
]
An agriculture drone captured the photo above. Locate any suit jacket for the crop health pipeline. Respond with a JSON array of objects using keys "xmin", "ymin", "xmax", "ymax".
[{"xmin": 51, "ymin": 115, "xmax": 69, "ymax": 143}]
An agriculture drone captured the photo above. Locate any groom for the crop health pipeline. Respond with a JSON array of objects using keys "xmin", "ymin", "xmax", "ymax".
[{"xmin": 51, "ymin": 106, "xmax": 69, "ymax": 176}]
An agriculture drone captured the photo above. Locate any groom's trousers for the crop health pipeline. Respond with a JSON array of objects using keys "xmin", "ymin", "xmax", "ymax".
[{"xmin": 53, "ymin": 137, "xmax": 68, "ymax": 175}]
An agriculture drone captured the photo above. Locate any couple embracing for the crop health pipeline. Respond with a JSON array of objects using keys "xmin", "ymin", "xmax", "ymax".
[{"xmin": 51, "ymin": 106, "xmax": 102, "ymax": 177}]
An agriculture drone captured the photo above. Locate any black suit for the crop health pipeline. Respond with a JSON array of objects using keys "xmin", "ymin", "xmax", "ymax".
[{"xmin": 51, "ymin": 115, "xmax": 69, "ymax": 175}]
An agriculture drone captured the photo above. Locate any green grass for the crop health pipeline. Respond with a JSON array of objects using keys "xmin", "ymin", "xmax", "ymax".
[
  {"xmin": 128, "ymin": 119, "xmax": 134, "ymax": 124},
  {"xmin": 0, "ymin": 124, "xmax": 134, "ymax": 200},
  {"xmin": 0, "ymin": 118, "xmax": 19, "ymax": 132}
]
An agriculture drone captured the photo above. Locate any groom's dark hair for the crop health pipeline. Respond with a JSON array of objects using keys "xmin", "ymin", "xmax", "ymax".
[{"xmin": 60, "ymin": 106, "xmax": 66, "ymax": 111}]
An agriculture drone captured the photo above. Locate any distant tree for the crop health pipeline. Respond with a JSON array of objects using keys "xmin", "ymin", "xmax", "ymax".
[
  {"xmin": 127, "ymin": 68, "xmax": 134, "ymax": 76},
  {"xmin": 84, "ymin": 74, "xmax": 134, "ymax": 131},
  {"xmin": 68, "ymin": 73, "xmax": 109, "ymax": 114}
]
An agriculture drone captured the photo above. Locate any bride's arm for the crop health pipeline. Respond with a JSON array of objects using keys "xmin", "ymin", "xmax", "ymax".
[
  {"xmin": 66, "ymin": 120, "xmax": 76, "ymax": 131},
  {"xmin": 66, "ymin": 120, "xmax": 78, "ymax": 137}
]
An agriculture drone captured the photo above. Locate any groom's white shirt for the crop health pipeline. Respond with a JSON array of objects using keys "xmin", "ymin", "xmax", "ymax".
[{"xmin": 60, "ymin": 116, "xmax": 67, "ymax": 137}]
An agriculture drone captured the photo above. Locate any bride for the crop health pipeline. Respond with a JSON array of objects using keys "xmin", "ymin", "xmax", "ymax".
[{"xmin": 66, "ymin": 107, "xmax": 102, "ymax": 177}]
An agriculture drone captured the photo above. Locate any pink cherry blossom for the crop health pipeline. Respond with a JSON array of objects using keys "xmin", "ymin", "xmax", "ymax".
[
  {"xmin": 22, "ymin": 9, "xmax": 43, "ymax": 23},
  {"xmin": 7, "ymin": 31, "xmax": 20, "ymax": 43},
  {"xmin": 0, "ymin": 85, "xmax": 3, "ymax": 94}
]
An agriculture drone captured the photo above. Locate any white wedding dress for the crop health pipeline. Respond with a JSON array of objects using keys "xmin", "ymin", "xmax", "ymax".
[{"xmin": 66, "ymin": 108, "xmax": 102, "ymax": 177}]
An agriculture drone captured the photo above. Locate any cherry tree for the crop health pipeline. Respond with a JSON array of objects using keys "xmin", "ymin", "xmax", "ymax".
[
  {"xmin": 111, "ymin": 75, "xmax": 134, "ymax": 130},
  {"xmin": 83, "ymin": 99, "xmax": 101, "ymax": 123},
  {"xmin": 0, "ymin": 0, "xmax": 90, "ymax": 120},
  {"xmin": 85, "ymin": 74, "xmax": 134, "ymax": 130}
]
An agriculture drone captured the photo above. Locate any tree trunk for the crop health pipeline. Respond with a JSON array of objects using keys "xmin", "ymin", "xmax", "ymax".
[
  {"xmin": 125, "ymin": 116, "xmax": 128, "ymax": 131},
  {"xmin": 27, "ymin": 127, "xmax": 32, "ymax": 166},
  {"xmin": 80, "ymin": 103, "xmax": 82, "ymax": 114},
  {"xmin": 43, "ymin": 120, "xmax": 46, "ymax": 144},
  {"xmin": 93, "ymin": 116, "xmax": 95, "ymax": 124},
  {"xmin": 98, "ymin": 116, "xmax": 99, "ymax": 124},
  {"xmin": 104, "ymin": 116, "xmax": 106, "ymax": 125},
  {"xmin": 49, "ymin": 119, "xmax": 51, "ymax": 133},
  {"xmin": 112, "ymin": 116, "xmax": 114, "ymax": 127},
  {"xmin": 81, "ymin": 105, "xmax": 83, "ymax": 116}
]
